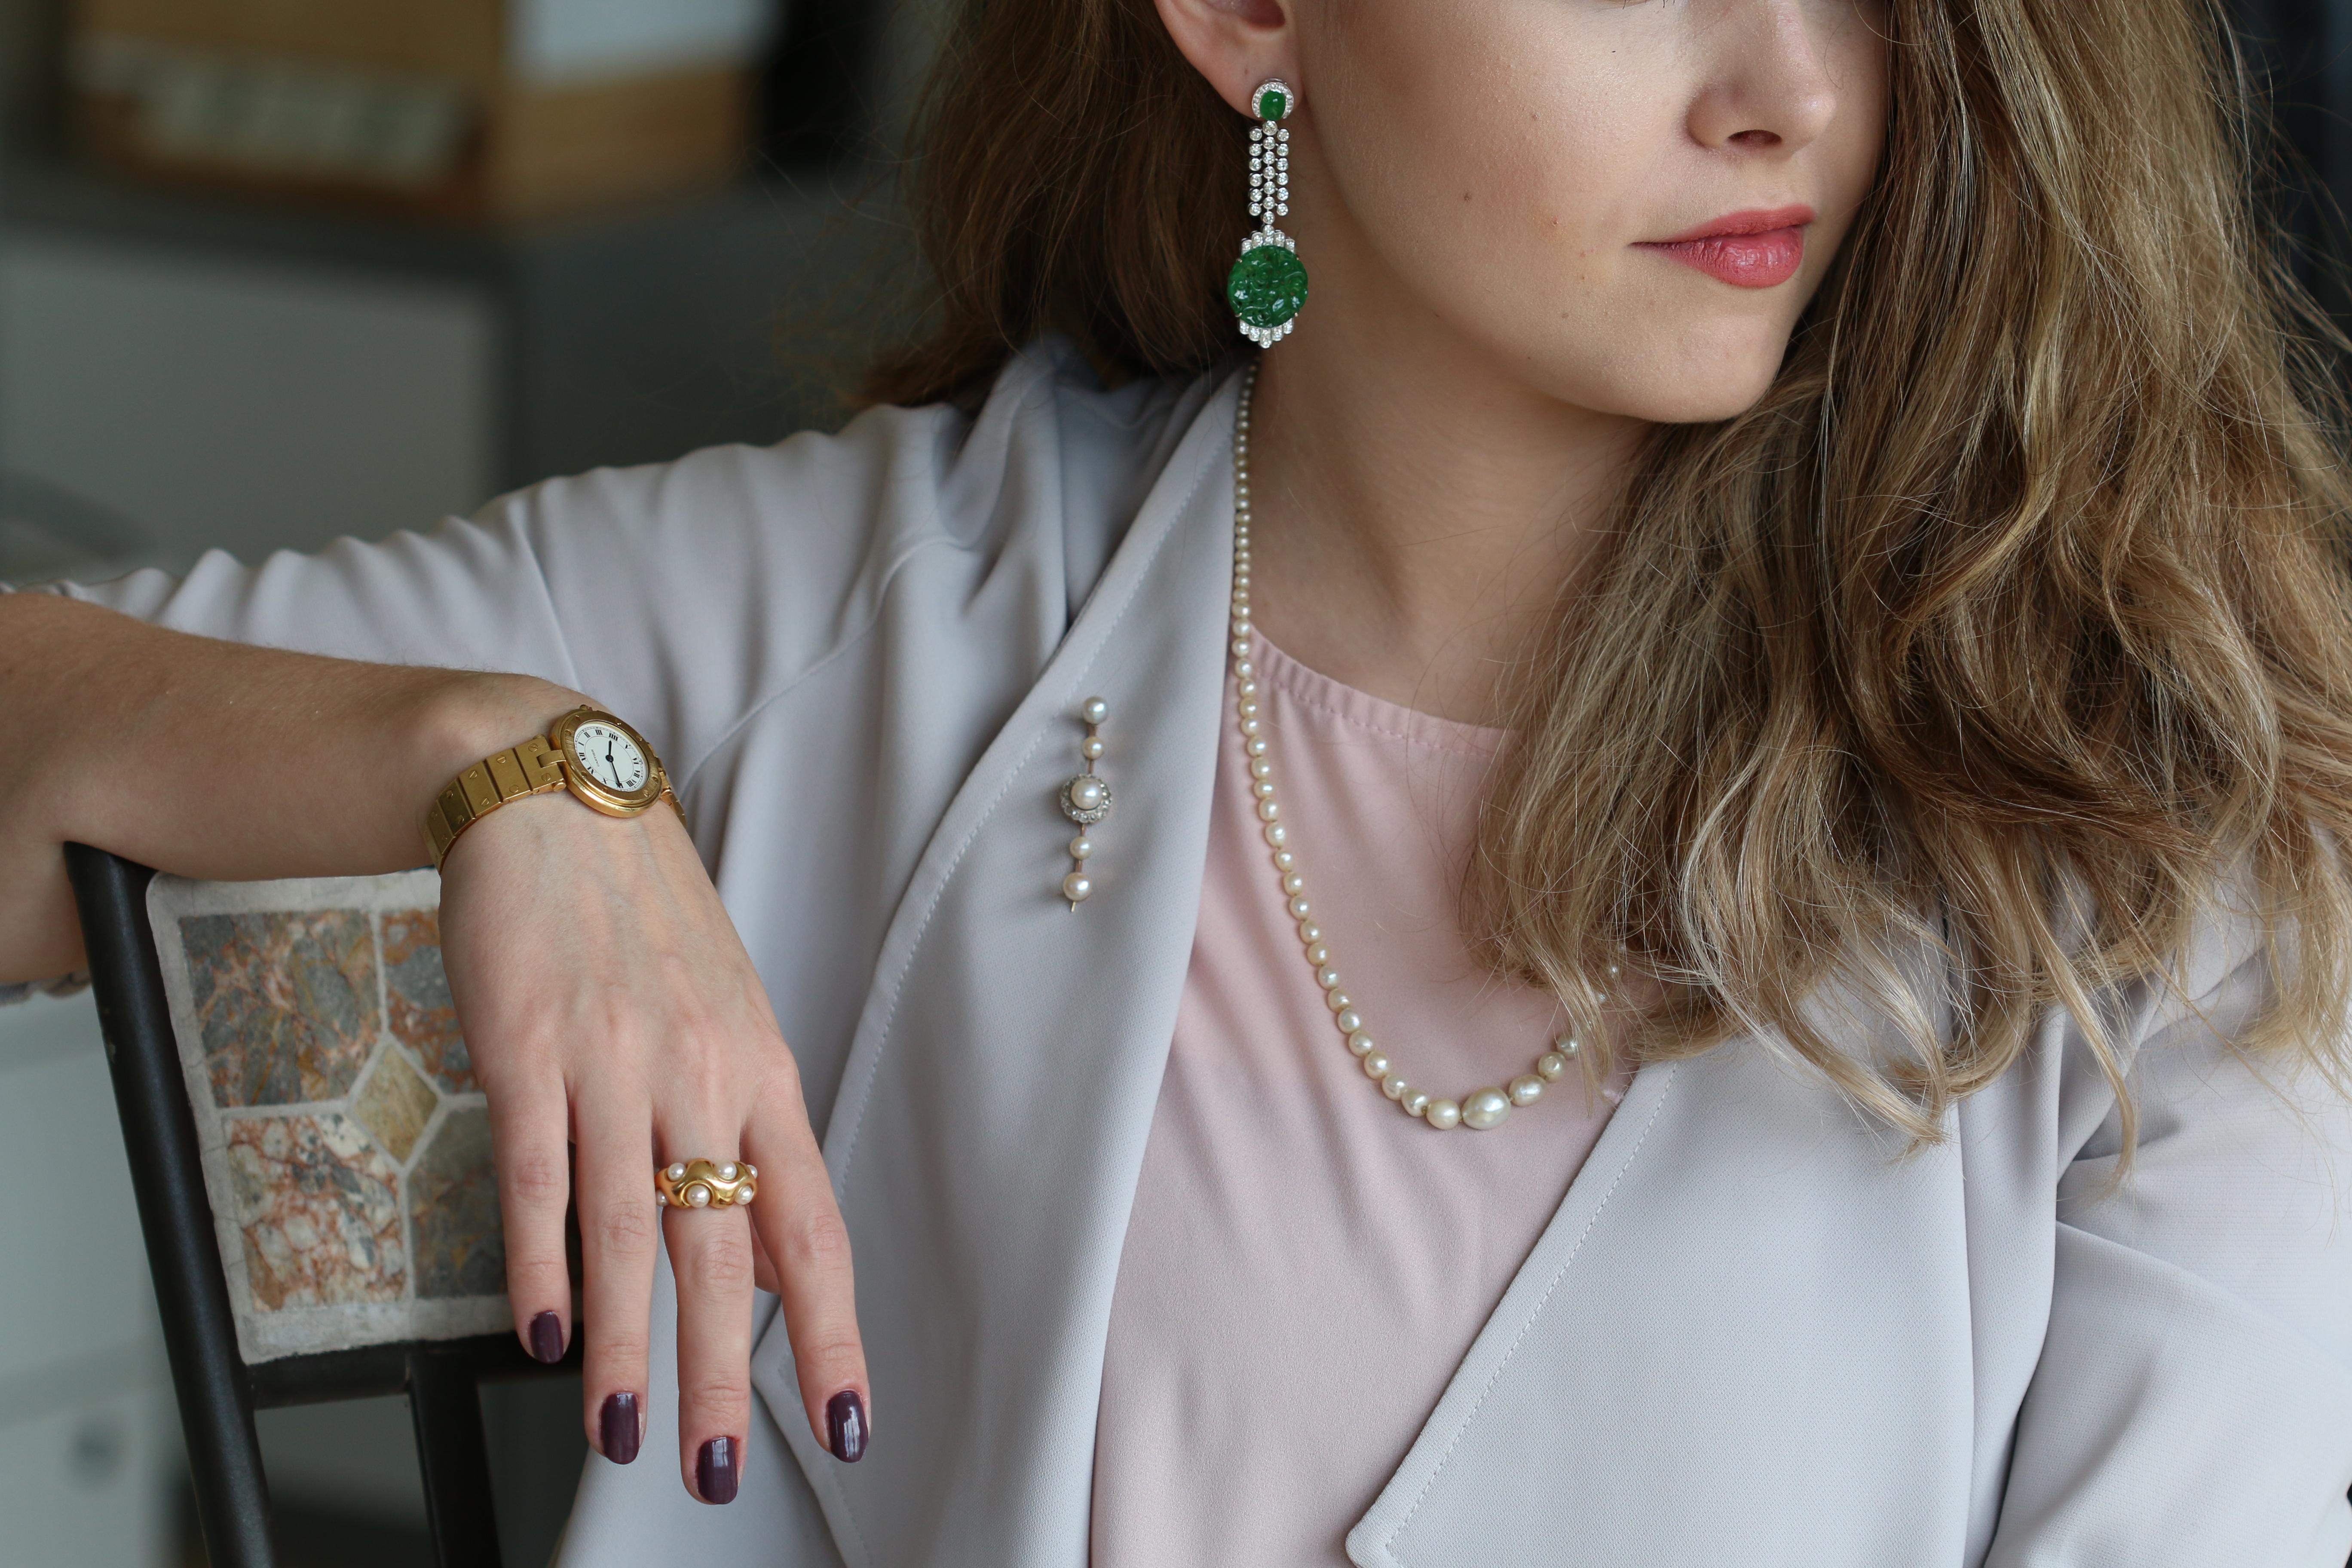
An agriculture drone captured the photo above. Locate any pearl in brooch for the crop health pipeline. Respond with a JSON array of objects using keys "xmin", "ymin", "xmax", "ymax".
[
  {"xmin": 1228, "ymin": 362, "xmax": 1621, "ymax": 1130},
  {"xmin": 1058, "ymin": 696, "xmax": 1113, "ymax": 908}
]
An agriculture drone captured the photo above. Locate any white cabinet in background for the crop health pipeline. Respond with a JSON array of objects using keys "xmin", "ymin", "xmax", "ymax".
[
  {"xmin": 0, "ymin": 993, "xmax": 173, "ymax": 1566},
  {"xmin": 0, "ymin": 233, "xmax": 496, "ymax": 571}
]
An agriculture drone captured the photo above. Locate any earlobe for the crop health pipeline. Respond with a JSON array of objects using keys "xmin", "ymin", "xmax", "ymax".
[{"xmin": 1151, "ymin": 0, "xmax": 1293, "ymax": 120}]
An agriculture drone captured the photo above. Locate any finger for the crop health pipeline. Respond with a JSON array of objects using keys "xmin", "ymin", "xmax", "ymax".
[
  {"xmin": 662, "ymin": 1132, "xmax": 758, "ymax": 1504},
  {"xmin": 745, "ymin": 1067, "xmax": 869, "ymax": 1464},
  {"xmin": 489, "ymin": 1067, "xmax": 574, "ymax": 1370},
  {"xmin": 574, "ymin": 1091, "xmax": 658, "ymax": 1467}
]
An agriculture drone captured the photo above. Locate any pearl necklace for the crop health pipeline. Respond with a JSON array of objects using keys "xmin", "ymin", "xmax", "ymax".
[{"xmin": 1228, "ymin": 365, "xmax": 1612, "ymax": 1131}]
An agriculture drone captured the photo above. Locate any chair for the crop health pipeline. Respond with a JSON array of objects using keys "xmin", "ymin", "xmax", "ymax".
[{"xmin": 65, "ymin": 843, "xmax": 573, "ymax": 1568}]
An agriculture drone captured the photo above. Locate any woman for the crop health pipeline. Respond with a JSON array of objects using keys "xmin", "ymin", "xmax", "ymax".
[{"xmin": 6, "ymin": 0, "xmax": 2351, "ymax": 1559}]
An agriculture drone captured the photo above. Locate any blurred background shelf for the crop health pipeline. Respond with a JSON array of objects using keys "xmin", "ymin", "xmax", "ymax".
[
  {"xmin": 0, "ymin": 0, "xmax": 930, "ymax": 582},
  {"xmin": 0, "ymin": 148, "xmax": 918, "ymax": 578}
]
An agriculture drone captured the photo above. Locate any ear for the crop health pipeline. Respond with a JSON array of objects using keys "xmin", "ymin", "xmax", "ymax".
[{"xmin": 1152, "ymin": 0, "xmax": 1294, "ymax": 119}]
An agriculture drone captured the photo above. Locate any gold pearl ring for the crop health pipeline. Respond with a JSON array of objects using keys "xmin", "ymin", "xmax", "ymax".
[{"xmin": 656, "ymin": 1158, "xmax": 757, "ymax": 1210}]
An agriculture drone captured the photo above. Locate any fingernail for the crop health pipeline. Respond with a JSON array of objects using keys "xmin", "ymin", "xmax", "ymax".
[
  {"xmin": 697, "ymin": 1436, "xmax": 739, "ymax": 1504},
  {"xmin": 527, "ymin": 1311, "xmax": 564, "ymax": 1365},
  {"xmin": 600, "ymin": 1392, "xmax": 641, "ymax": 1465},
  {"xmin": 827, "ymin": 1390, "xmax": 867, "ymax": 1463}
]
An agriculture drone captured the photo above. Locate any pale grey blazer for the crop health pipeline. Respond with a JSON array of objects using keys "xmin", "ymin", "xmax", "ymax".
[{"xmin": 49, "ymin": 339, "xmax": 2352, "ymax": 1565}]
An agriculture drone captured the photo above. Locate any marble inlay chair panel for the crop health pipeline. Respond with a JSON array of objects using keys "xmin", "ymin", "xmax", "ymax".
[{"xmin": 148, "ymin": 872, "xmax": 511, "ymax": 1363}]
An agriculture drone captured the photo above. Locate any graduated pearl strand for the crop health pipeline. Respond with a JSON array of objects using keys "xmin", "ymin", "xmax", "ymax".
[{"xmin": 1230, "ymin": 365, "xmax": 1614, "ymax": 1130}]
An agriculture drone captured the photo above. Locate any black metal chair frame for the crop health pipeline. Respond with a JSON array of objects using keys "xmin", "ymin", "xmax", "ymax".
[{"xmin": 67, "ymin": 844, "xmax": 572, "ymax": 1568}]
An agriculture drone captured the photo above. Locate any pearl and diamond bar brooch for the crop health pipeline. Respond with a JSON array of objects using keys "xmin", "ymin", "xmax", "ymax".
[{"xmin": 1058, "ymin": 696, "xmax": 1112, "ymax": 908}]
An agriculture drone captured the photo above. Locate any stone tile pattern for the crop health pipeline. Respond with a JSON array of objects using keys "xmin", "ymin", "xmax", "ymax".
[
  {"xmin": 352, "ymin": 1047, "xmax": 436, "ymax": 1164},
  {"xmin": 409, "ymin": 1107, "xmax": 504, "ymax": 1298},
  {"xmin": 383, "ymin": 909, "xmax": 474, "ymax": 1093},
  {"xmin": 175, "ymin": 903, "xmax": 504, "ymax": 1335},
  {"xmin": 227, "ymin": 1113, "xmax": 405, "ymax": 1310},
  {"xmin": 183, "ymin": 912, "xmax": 377, "ymax": 1107}
]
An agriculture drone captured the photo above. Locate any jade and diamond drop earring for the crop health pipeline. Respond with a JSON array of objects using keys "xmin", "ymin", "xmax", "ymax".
[{"xmin": 1228, "ymin": 80, "xmax": 1308, "ymax": 347}]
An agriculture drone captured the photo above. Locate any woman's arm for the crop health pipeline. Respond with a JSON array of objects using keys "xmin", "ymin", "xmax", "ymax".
[
  {"xmin": 0, "ymin": 591, "xmax": 563, "ymax": 979},
  {"xmin": 0, "ymin": 590, "xmax": 871, "ymax": 1503}
]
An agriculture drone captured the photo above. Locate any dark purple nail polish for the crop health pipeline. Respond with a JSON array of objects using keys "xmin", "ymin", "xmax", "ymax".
[
  {"xmin": 697, "ymin": 1436, "xmax": 738, "ymax": 1504},
  {"xmin": 827, "ymin": 1390, "xmax": 867, "ymax": 1463},
  {"xmin": 527, "ymin": 1311, "xmax": 564, "ymax": 1364},
  {"xmin": 600, "ymin": 1392, "xmax": 641, "ymax": 1465}
]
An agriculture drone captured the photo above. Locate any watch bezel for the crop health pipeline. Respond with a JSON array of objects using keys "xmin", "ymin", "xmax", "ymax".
[{"xmin": 550, "ymin": 708, "xmax": 666, "ymax": 817}]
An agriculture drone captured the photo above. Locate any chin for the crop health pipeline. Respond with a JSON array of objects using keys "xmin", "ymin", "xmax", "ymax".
[
  {"xmin": 1490, "ymin": 300, "xmax": 1793, "ymax": 425},
  {"xmin": 1537, "ymin": 350, "xmax": 1787, "ymax": 426},
  {"xmin": 1640, "ymin": 376, "xmax": 1784, "ymax": 425}
]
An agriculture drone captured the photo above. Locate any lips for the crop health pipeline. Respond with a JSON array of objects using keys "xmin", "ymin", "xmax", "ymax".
[{"xmin": 1636, "ymin": 205, "xmax": 1816, "ymax": 289}]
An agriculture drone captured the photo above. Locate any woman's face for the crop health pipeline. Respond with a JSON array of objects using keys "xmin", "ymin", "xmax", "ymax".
[{"xmin": 1274, "ymin": 0, "xmax": 1890, "ymax": 423}]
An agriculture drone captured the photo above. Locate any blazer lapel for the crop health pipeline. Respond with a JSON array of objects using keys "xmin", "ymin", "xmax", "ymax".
[
  {"xmin": 1345, "ymin": 1041, "xmax": 1979, "ymax": 1567},
  {"xmin": 754, "ymin": 369, "xmax": 1243, "ymax": 1566}
]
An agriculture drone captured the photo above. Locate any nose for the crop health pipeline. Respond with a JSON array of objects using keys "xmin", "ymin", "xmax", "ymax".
[{"xmin": 1686, "ymin": 0, "xmax": 1844, "ymax": 156}]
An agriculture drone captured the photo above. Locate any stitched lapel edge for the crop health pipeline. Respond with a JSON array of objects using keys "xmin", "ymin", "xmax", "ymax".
[
  {"xmin": 754, "ymin": 364, "xmax": 1246, "ymax": 1565},
  {"xmin": 1346, "ymin": 1060, "xmax": 1686, "ymax": 1567}
]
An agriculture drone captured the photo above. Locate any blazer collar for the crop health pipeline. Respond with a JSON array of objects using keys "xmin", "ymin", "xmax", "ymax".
[
  {"xmin": 756, "ymin": 366, "xmax": 1245, "ymax": 1566},
  {"xmin": 1344, "ymin": 1039, "xmax": 1985, "ymax": 1567}
]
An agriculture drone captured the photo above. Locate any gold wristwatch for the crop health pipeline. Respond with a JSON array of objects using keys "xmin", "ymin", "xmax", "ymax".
[{"xmin": 425, "ymin": 705, "xmax": 687, "ymax": 870}]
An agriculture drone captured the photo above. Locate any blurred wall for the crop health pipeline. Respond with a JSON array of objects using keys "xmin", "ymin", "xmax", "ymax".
[{"xmin": 1, "ymin": 233, "xmax": 496, "ymax": 566}]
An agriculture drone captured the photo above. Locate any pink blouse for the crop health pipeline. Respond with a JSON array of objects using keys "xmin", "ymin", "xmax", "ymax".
[{"xmin": 1090, "ymin": 633, "xmax": 1627, "ymax": 1565}]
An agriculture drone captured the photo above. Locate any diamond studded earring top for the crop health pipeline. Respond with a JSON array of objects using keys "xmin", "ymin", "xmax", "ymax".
[
  {"xmin": 1228, "ymin": 80, "xmax": 1308, "ymax": 348},
  {"xmin": 1058, "ymin": 695, "xmax": 1112, "ymax": 908}
]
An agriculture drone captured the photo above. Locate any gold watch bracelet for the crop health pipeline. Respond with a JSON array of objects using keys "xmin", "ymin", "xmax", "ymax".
[{"xmin": 425, "ymin": 721, "xmax": 685, "ymax": 872}]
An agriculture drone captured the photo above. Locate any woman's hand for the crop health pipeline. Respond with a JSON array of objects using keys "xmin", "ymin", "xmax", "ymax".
[
  {"xmin": 0, "ymin": 598, "xmax": 852, "ymax": 1500},
  {"xmin": 437, "ymin": 784, "xmax": 868, "ymax": 1501}
]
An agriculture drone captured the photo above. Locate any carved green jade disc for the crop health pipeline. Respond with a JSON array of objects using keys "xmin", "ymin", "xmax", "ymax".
[{"xmin": 1228, "ymin": 245, "xmax": 1309, "ymax": 330}]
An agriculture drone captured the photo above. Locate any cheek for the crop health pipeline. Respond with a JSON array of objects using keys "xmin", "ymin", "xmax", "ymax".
[
  {"xmin": 1305, "ymin": 1, "xmax": 1884, "ymax": 423},
  {"xmin": 1320, "ymin": 21, "xmax": 1779, "ymax": 418},
  {"xmin": 1332, "ymin": 21, "xmax": 1666, "ymax": 285}
]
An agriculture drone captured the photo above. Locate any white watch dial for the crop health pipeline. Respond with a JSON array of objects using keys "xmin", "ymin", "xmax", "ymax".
[{"xmin": 571, "ymin": 722, "xmax": 649, "ymax": 794}]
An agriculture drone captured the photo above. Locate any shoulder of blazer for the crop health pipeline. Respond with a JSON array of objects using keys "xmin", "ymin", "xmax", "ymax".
[{"xmin": 472, "ymin": 337, "xmax": 1220, "ymax": 797}]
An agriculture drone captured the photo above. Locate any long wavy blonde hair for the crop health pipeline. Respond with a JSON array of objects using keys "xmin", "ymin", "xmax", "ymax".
[{"xmin": 869, "ymin": 0, "xmax": 2352, "ymax": 1143}]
